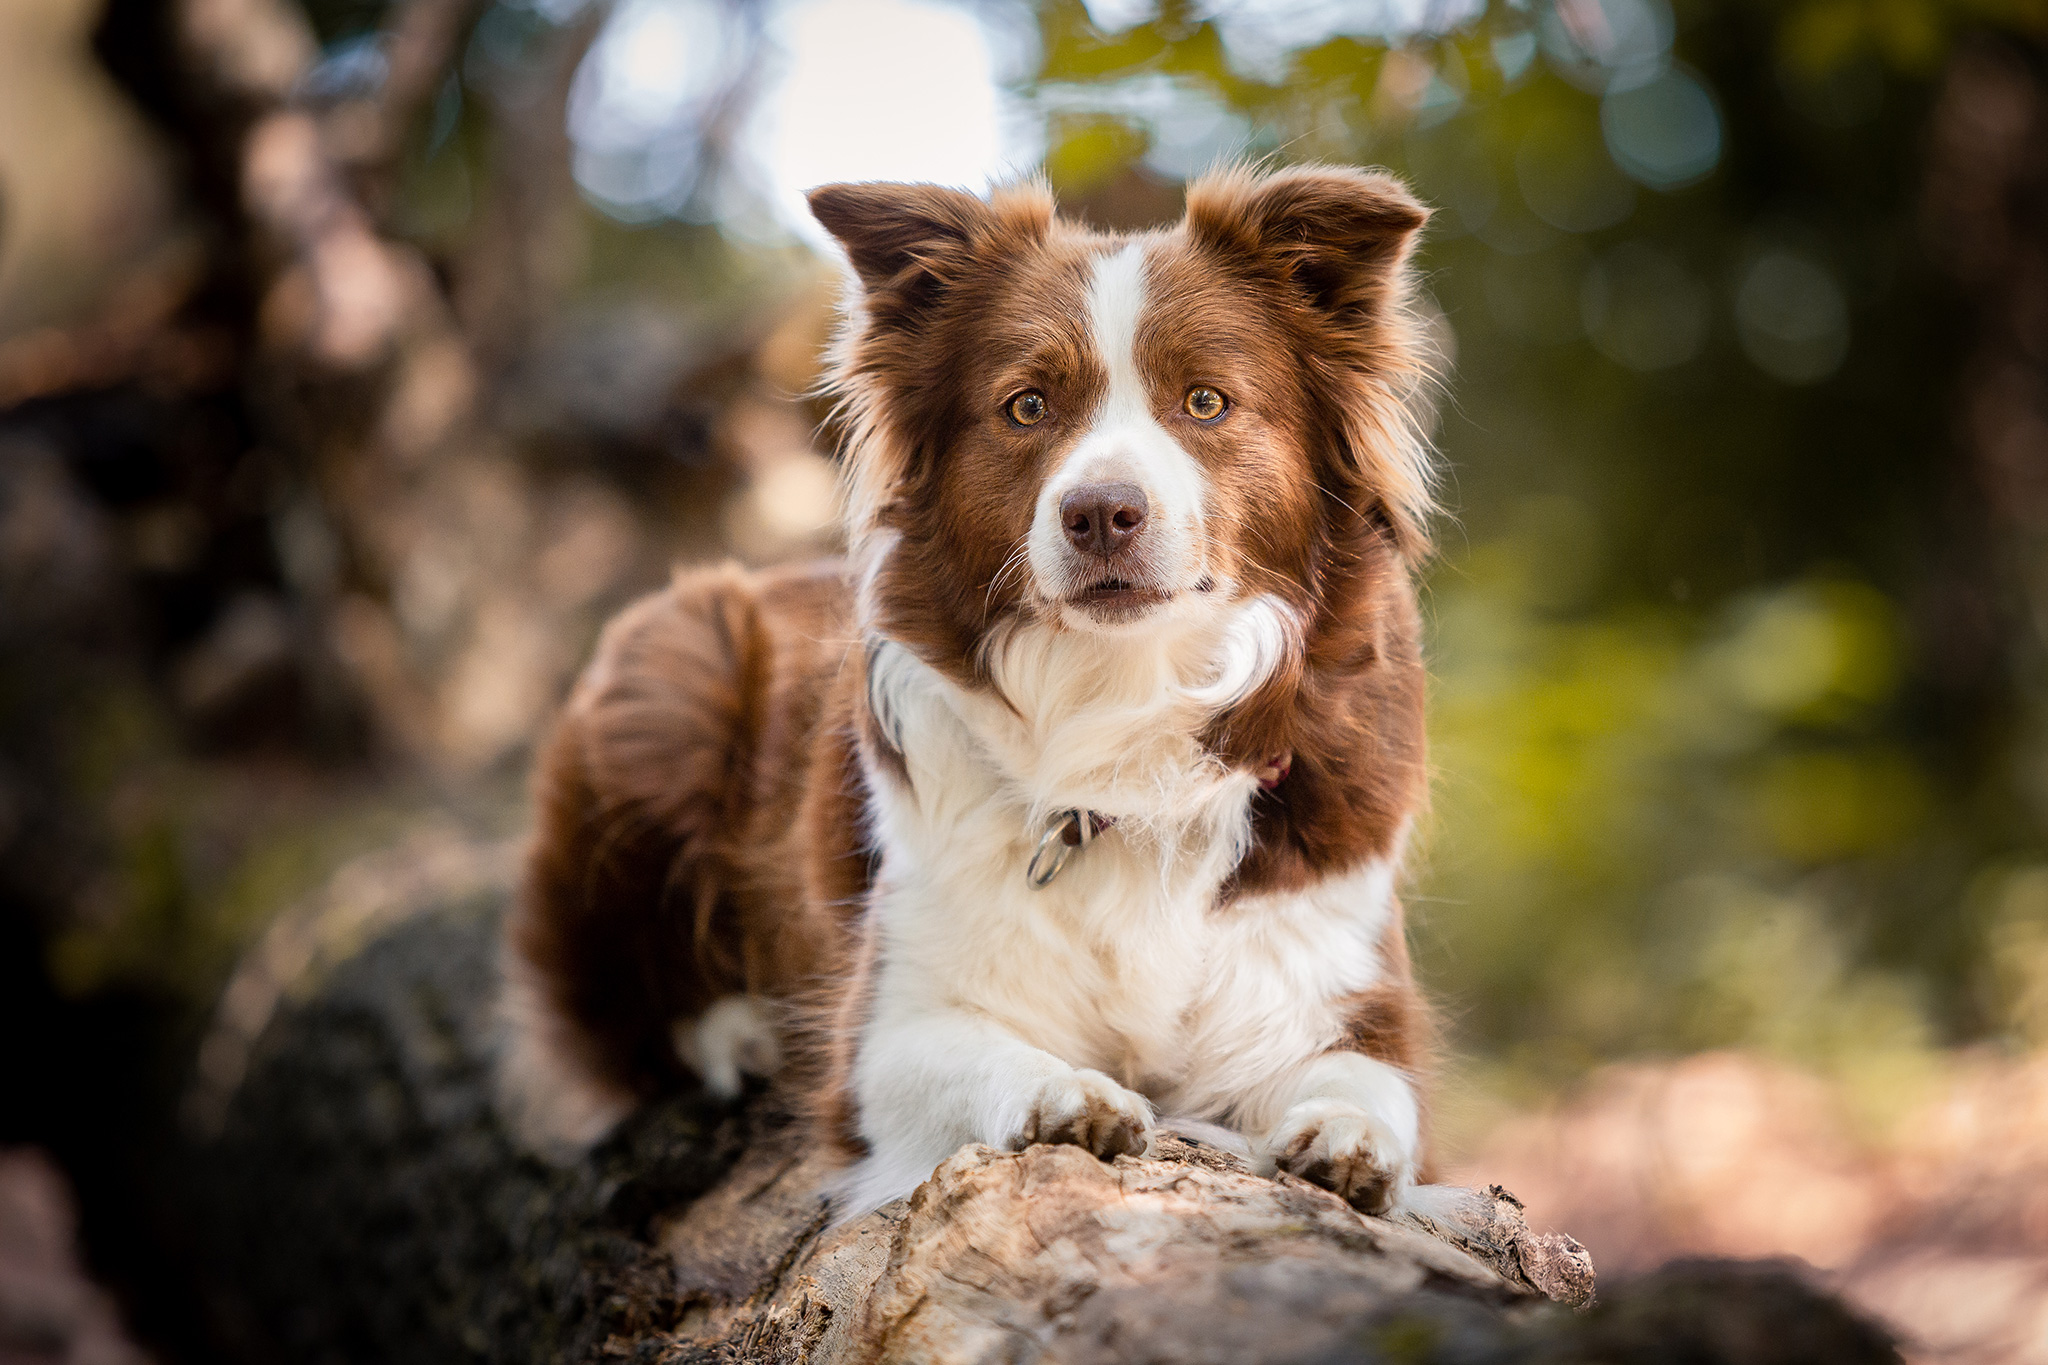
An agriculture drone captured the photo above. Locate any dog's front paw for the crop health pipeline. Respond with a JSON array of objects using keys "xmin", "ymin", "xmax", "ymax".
[
  {"xmin": 1013, "ymin": 1067, "xmax": 1153, "ymax": 1160},
  {"xmin": 1263, "ymin": 1097, "xmax": 1414, "ymax": 1215}
]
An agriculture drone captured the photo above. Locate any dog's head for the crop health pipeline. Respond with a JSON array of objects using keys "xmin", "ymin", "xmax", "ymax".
[{"xmin": 811, "ymin": 164, "xmax": 1435, "ymax": 671}]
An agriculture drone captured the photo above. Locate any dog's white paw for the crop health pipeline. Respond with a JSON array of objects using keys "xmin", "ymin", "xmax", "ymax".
[
  {"xmin": 1012, "ymin": 1067, "xmax": 1153, "ymax": 1159},
  {"xmin": 672, "ymin": 995, "xmax": 782, "ymax": 1098},
  {"xmin": 1263, "ymin": 1097, "xmax": 1414, "ymax": 1215}
]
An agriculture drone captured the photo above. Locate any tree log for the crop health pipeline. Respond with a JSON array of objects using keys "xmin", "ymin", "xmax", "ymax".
[{"xmin": 187, "ymin": 877, "xmax": 1894, "ymax": 1364}]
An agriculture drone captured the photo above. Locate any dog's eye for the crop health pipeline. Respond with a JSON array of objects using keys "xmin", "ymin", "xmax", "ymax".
[
  {"xmin": 1007, "ymin": 391, "xmax": 1049, "ymax": 426},
  {"xmin": 1184, "ymin": 386, "xmax": 1228, "ymax": 422}
]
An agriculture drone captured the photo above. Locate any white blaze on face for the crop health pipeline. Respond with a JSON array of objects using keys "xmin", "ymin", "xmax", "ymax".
[{"xmin": 1026, "ymin": 242, "xmax": 1211, "ymax": 614}]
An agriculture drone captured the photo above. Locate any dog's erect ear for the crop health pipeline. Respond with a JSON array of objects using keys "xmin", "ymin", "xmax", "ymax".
[
  {"xmin": 807, "ymin": 182, "xmax": 989, "ymax": 291},
  {"xmin": 1182, "ymin": 165, "xmax": 1428, "ymax": 322},
  {"xmin": 807, "ymin": 181, "xmax": 1053, "ymax": 324},
  {"xmin": 1186, "ymin": 165, "xmax": 1438, "ymax": 557}
]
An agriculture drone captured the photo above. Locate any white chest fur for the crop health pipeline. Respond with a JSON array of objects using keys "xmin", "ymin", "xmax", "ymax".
[{"xmin": 843, "ymin": 614, "xmax": 1403, "ymax": 1212}]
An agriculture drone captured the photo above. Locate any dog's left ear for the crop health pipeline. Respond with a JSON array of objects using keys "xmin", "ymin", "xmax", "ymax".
[
  {"xmin": 807, "ymin": 180, "xmax": 1054, "ymax": 329},
  {"xmin": 1183, "ymin": 164, "xmax": 1428, "ymax": 323},
  {"xmin": 1185, "ymin": 165, "xmax": 1437, "ymax": 556}
]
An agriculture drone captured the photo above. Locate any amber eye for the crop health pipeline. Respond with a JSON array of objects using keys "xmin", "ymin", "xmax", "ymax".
[
  {"xmin": 1184, "ymin": 386, "xmax": 1228, "ymax": 422},
  {"xmin": 1007, "ymin": 390, "xmax": 1049, "ymax": 426}
]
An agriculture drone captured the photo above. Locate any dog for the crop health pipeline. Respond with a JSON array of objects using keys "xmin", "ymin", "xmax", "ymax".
[{"xmin": 498, "ymin": 163, "xmax": 1440, "ymax": 1217}]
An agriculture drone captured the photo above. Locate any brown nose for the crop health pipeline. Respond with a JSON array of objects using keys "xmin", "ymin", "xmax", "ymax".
[{"xmin": 1059, "ymin": 482, "xmax": 1149, "ymax": 557}]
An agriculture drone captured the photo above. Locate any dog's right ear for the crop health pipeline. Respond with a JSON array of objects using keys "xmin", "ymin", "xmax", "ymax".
[{"xmin": 807, "ymin": 181, "xmax": 1052, "ymax": 325}]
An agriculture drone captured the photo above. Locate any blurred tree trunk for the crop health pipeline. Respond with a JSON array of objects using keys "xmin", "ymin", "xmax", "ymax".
[
  {"xmin": 31, "ymin": 0, "xmax": 718, "ymax": 773},
  {"xmin": 166, "ymin": 0, "xmax": 597, "ymax": 767},
  {"xmin": 1925, "ymin": 37, "xmax": 2048, "ymax": 856}
]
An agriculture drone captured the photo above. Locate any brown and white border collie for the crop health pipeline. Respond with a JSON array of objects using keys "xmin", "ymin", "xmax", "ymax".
[{"xmin": 499, "ymin": 163, "xmax": 1439, "ymax": 1217}]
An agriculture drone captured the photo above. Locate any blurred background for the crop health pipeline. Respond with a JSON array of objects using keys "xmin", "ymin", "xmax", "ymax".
[{"xmin": 4, "ymin": 0, "xmax": 2048, "ymax": 1358}]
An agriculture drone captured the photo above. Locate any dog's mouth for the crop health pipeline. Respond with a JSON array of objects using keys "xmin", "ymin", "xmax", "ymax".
[{"xmin": 1069, "ymin": 576, "xmax": 1172, "ymax": 619}]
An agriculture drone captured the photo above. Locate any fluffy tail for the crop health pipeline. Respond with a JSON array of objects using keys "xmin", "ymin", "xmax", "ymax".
[{"xmin": 498, "ymin": 565, "xmax": 772, "ymax": 1155}]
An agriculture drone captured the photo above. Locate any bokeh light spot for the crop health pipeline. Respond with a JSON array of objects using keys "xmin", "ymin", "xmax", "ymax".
[
  {"xmin": 1540, "ymin": 0, "xmax": 1673, "ymax": 93},
  {"xmin": 1603, "ymin": 66, "xmax": 1722, "ymax": 190},
  {"xmin": 1517, "ymin": 108, "xmax": 1635, "ymax": 233},
  {"xmin": 747, "ymin": 0, "xmax": 1020, "ymax": 243},
  {"xmin": 1492, "ymin": 27, "xmax": 1537, "ymax": 81},
  {"xmin": 1210, "ymin": 0, "xmax": 1485, "ymax": 81},
  {"xmin": 566, "ymin": 0, "xmax": 736, "ymax": 218},
  {"xmin": 1735, "ymin": 250, "xmax": 1850, "ymax": 385},
  {"xmin": 1714, "ymin": 581, "xmax": 1898, "ymax": 720},
  {"xmin": 1580, "ymin": 241, "xmax": 1705, "ymax": 370},
  {"xmin": 1079, "ymin": 0, "xmax": 1156, "ymax": 34}
]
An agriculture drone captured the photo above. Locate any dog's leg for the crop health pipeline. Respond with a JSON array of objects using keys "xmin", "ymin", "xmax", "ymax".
[
  {"xmin": 838, "ymin": 1006, "xmax": 1154, "ymax": 1211},
  {"xmin": 1257, "ymin": 1052, "xmax": 1419, "ymax": 1215},
  {"xmin": 1256, "ymin": 906, "xmax": 1431, "ymax": 1215}
]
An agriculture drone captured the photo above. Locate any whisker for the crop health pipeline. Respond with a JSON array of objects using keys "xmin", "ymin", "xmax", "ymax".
[{"xmin": 983, "ymin": 541, "xmax": 1033, "ymax": 619}]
